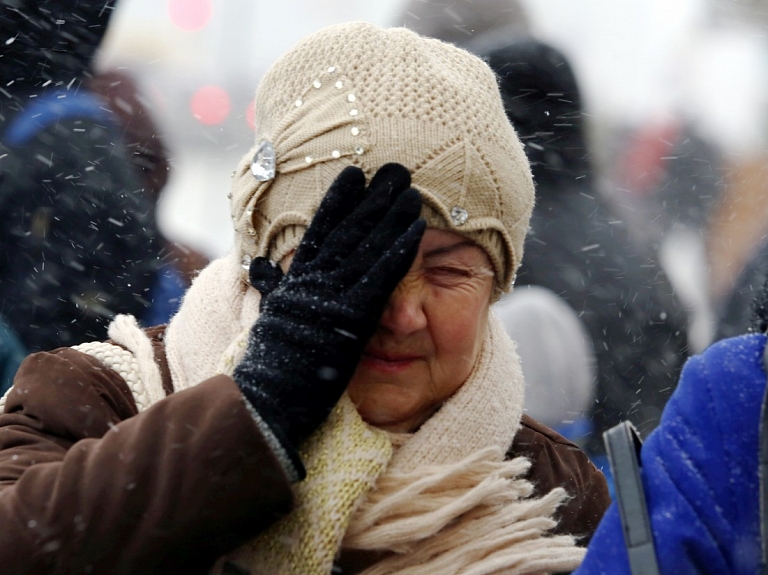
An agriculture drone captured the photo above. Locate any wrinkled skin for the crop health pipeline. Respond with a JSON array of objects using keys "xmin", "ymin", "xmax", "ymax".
[{"xmin": 348, "ymin": 228, "xmax": 495, "ymax": 432}]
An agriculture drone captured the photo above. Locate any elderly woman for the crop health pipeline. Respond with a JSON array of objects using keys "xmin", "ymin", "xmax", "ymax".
[{"xmin": 0, "ymin": 22, "xmax": 609, "ymax": 575}]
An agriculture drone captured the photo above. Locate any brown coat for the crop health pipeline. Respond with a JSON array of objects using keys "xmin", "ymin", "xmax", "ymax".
[{"xmin": 0, "ymin": 327, "xmax": 609, "ymax": 574}]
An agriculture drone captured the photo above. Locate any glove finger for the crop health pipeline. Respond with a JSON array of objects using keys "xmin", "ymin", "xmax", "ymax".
[
  {"xmin": 292, "ymin": 165, "xmax": 366, "ymax": 266},
  {"xmin": 336, "ymin": 187, "xmax": 423, "ymax": 282},
  {"xmin": 311, "ymin": 185, "xmax": 395, "ymax": 270},
  {"xmin": 365, "ymin": 163, "xmax": 411, "ymax": 200},
  {"xmin": 313, "ymin": 164, "xmax": 414, "ymax": 269},
  {"xmin": 350, "ymin": 218, "xmax": 426, "ymax": 330},
  {"xmin": 249, "ymin": 256, "xmax": 285, "ymax": 296}
]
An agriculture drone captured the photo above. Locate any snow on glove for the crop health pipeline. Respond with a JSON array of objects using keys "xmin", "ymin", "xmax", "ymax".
[{"xmin": 234, "ymin": 163, "xmax": 425, "ymax": 479}]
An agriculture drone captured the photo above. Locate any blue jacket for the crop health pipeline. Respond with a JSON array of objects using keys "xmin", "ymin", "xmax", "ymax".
[
  {"xmin": 573, "ymin": 333, "xmax": 765, "ymax": 575},
  {"xmin": 0, "ymin": 317, "xmax": 26, "ymax": 397}
]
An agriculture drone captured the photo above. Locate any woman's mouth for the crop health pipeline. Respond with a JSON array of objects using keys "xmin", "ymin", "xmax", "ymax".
[{"xmin": 360, "ymin": 349, "xmax": 421, "ymax": 373}]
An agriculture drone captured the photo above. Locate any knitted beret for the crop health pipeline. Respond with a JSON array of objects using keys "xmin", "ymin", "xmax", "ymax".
[{"xmin": 229, "ymin": 21, "xmax": 535, "ymax": 293}]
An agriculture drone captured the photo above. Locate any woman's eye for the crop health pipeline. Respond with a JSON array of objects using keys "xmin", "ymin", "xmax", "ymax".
[{"xmin": 426, "ymin": 267, "xmax": 472, "ymax": 285}]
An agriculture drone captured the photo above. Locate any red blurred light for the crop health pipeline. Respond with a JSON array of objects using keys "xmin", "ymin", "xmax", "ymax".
[
  {"xmin": 246, "ymin": 100, "xmax": 256, "ymax": 130},
  {"xmin": 190, "ymin": 85, "xmax": 231, "ymax": 125},
  {"xmin": 168, "ymin": 0, "xmax": 212, "ymax": 32}
]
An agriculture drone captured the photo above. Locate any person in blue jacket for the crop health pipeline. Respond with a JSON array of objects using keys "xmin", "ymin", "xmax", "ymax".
[
  {"xmin": 0, "ymin": 317, "xmax": 26, "ymax": 397},
  {"xmin": 573, "ymin": 280, "xmax": 768, "ymax": 574},
  {"xmin": 0, "ymin": 0, "xmax": 161, "ymax": 352}
]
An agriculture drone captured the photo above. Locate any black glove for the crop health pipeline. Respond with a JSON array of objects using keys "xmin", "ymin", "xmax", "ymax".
[
  {"xmin": 234, "ymin": 163, "xmax": 425, "ymax": 479},
  {"xmin": 248, "ymin": 259, "xmax": 283, "ymax": 308}
]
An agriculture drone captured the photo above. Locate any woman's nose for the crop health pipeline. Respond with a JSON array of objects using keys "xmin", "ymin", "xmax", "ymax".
[{"xmin": 378, "ymin": 278, "xmax": 427, "ymax": 336}]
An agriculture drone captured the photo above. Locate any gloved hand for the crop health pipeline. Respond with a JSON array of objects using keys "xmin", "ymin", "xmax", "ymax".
[{"xmin": 234, "ymin": 163, "xmax": 425, "ymax": 479}]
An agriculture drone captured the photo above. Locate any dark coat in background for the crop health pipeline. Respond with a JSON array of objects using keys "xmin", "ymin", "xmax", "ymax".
[
  {"xmin": 0, "ymin": 0, "xmax": 160, "ymax": 352},
  {"xmin": 483, "ymin": 39, "xmax": 691, "ymax": 454}
]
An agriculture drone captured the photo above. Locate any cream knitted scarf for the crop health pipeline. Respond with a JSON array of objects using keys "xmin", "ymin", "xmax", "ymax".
[{"xmin": 157, "ymin": 251, "xmax": 585, "ymax": 574}]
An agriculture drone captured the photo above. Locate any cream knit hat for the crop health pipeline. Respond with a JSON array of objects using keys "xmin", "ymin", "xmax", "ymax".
[{"xmin": 229, "ymin": 21, "xmax": 534, "ymax": 293}]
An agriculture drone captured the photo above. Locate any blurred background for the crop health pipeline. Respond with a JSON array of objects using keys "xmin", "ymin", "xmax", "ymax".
[{"xmin": 97, "ymin": 0, "xmax": 767, "ymax": 259}]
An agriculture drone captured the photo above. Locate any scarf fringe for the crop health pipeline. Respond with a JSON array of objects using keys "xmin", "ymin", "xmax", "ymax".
[
  {"xmin": 345, "ymin": 447, "xmax": 531, "ymax": 546},
  {"xmin": 363, "ymin": 536, "xmax": 585, "ymax": 575},
  {"xmin": 345, "ymin": 447, "xmax": 585, "ymax": 575}
]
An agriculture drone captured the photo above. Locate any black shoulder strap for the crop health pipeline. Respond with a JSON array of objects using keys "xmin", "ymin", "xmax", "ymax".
[{"xmin": 604, "ymin": 420, "xmax": 661, "ymax": 575}]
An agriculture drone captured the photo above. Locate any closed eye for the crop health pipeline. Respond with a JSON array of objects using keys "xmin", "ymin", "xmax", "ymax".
[{"xmin": 424, "ymin": 266, "xmax": 473, "ymax": 287}]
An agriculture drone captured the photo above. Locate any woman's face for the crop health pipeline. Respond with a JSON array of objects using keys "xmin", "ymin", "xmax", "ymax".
[{"xmin": 348, "ymin": 228, "xmax": 495, "ymax": 433}]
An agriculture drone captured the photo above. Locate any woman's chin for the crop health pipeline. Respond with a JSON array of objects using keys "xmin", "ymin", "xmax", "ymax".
[
  {"xmin": 362, "ymin": 414, "xmax": 408, "ymax": 432},
  {"xmin": 348, "ymin": 390, "xmax": 433, "ymax": 433},
  {"xmin": 349, "ymin": 392, "xmax": 414, "ymax": 432}
]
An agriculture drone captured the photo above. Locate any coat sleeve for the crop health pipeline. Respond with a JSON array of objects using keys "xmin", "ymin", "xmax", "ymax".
[
  {"xmin": 510, "ymin": 415, "xmax": 611, "ymax": 545},
  {"xmin": 0, "ymin": 348, "xmax": 294, "ymax": 575}
]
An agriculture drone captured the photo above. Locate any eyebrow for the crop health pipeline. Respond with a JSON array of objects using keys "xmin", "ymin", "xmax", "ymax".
[{"xmin": 423, "ymin": 240, "xmax": 478, "ymax": 260}]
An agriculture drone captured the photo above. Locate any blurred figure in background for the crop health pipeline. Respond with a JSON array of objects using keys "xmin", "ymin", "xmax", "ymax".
[
  {"xmin": 88, "ymin": 68, "xmax": 210, "ymax": 324},
  {"xmin": 395, "ymin": 0, "xmax": 529, "ymax": 49},
  {"xmin": 482, "ymin": 38, "xmax": 691, "ymax": 461},
  {"xmin": 611, "ymin": 120, "xmax": 726, "ymax": 352},
  {"xmin": 0, "ymin": 0, "xmax": 165, "ymax": 353},
  {"xmin": 715, "ymin": 235, "xmax": 768, "ymax": 341},
  {"xmin": 708, "ymin": 154, "xmax": 768, "ymax": 316},
  {"xmin": 709, "ymin": 159, "xmax": 768, "ymax": 343},
  {"xmin": 494, "ymin": 285, "xmax": 596, "ymax": 444}
]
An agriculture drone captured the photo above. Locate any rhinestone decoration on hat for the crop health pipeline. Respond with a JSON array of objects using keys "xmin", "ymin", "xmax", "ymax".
[
  {"xmin": 451, "ymin": 206, "xmax": 469, "ymax": 226},
  {"xmin": 250, "ymin": 140, "xmax": 276, "ymax": 182},
  {"xmin": 231, "ymin": 60, "xmax": 375, "ymax": 281}
]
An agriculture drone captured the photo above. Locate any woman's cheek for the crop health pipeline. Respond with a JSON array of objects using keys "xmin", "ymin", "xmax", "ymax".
[{"xmin": 431, "ymin": 301, "xmax": 487, "ymax": 362}]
